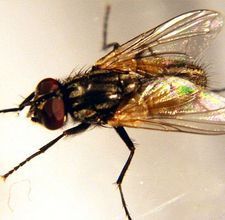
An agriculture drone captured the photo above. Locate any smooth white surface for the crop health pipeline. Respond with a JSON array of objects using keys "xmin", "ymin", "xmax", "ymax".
[{"xmin": 0, "ymin": 1, "xmax": 225, "ymax": 220}]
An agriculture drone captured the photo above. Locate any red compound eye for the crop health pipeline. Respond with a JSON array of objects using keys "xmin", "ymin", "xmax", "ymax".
[
  {"xmin": 36, "ymin": 78, "xmax": 60, "ymax": 95},
  {"xmin": 33, "ymin": 78, "xmax": 66, "ymax": 129},
  {"xmin": 40, "ymin": 98, "xmax": 65, "ymax": 130}
]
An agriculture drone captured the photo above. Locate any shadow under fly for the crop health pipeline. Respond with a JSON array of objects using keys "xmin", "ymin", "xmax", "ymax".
[{"xmin": 1, "ymin": 5, "xmax": 225, "ymax": 220}]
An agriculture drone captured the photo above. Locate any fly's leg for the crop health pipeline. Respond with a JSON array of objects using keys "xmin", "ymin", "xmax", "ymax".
[
  {"xmin": 1, "ymin": 123, "xmax": 90, "ymax": 180},
  {"xmin": 114, "ymin": 126, "xmax": 135, "ymax": 220},
  {"xmin": 211, "ymin": 88, "xmax": 225, "ymax": 93},
  {"xmin": 102, "ymin": 5, "xmax": 119, "ymax": 51},
  {"xmin": 0, "ymin": 92, "xmax": 35, "ymax": 113}
]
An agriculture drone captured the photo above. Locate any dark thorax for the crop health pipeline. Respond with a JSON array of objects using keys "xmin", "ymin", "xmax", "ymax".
[{"xmin": 63, "ymin": 69, "xmax": 144, "ymax": 123}]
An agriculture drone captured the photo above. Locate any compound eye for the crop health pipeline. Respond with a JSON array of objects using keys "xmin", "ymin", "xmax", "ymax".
[
  {"xmin": 36, "ymin": 78, "xmax": 60, "ymax": 95},
  {"xmin": 40, "ymin": 97, "xmax": 65, "ymax": 130}
]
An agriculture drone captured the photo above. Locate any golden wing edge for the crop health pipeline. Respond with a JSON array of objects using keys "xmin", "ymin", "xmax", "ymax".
[
  {"xmin": 95, "ymin": 9, "xmax": 224, "ymax": 70},
  {"xmin": 108, "ymin": 113, "xmax": 225, "ymax": 135}
]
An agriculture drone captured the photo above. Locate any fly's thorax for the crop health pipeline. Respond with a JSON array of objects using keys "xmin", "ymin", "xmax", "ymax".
[
  {"xmin": 28, "ymin": 78, "xmax": 67, "ymax": 130},
  {"xmin": 64, "ymin": 70, "xmax": 143, "ymax": 123}
]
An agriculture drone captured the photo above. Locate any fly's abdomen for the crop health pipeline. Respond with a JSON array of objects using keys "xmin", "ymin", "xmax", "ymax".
[{"xmin": 64, "ymin": 70, "xmax": 142, "ymax": 123}]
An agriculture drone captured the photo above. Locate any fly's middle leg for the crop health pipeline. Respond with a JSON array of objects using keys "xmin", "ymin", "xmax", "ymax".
[{"xmin": 1, "ymin": 123, "xmax": 90, "ymax": 180}]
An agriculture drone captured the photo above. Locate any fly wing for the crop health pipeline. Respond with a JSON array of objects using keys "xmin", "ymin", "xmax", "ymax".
[
  {"xmin": 108, "ymin": 77, "xmax": 225, "ymax": 134},
  {"xmin": 95, "ymin": 10, "xmax": 223, "ymax": 71}
]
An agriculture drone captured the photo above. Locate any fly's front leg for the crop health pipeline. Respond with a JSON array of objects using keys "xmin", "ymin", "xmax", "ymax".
[
  {"xmin": 114, "ymin": 126, "xmax": 135, "ymax": 220},
  {"xmin": 0, "ymin": 92, "xmax": 35, "ymax": 113},
  {"xmin": 1, "ymin": 123, "xmax": 90, "ymax": 180},
  {"xmin": 102, "ymin": 5, "xmax": 119, "ymax": 51}
]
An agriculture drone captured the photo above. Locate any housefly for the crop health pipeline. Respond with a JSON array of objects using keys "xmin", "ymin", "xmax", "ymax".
[{"xmin": 0, "ymin": 7, "xmax": 225, "ymax": 220}]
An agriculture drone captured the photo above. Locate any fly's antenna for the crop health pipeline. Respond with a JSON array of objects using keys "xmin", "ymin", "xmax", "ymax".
[{"xmin": 0, "ymin": 92, "xmax": 34, "ymax": 113}]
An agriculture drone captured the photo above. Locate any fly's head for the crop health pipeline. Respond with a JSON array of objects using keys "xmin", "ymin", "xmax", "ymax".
[{"xmin": 28, "ymin": 78, "xmax": 67, "ymax": 130}]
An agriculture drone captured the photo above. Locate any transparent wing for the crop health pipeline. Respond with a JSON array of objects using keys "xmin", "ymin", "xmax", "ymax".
[
  {"xmin": 108, "ymin": 77, "xmax": 225, "ymax": 135},
  {"xmin": 96, "ymin": 10, "xmax": 223, "ymax": 70}
]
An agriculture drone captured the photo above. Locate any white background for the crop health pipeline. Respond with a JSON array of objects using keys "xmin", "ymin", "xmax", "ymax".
[{"xmin": 0, "ymin": 1, "xmax": 225, "ymax": 220}]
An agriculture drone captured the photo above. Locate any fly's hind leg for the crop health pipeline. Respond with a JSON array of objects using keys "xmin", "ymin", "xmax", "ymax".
[
  {"xmin": 114, "ymin": 126, "xmax": 135, "ymax": 220},
  {"xmin": 102, "ymin": 5, "xmax": 120, "ymax": 51}
]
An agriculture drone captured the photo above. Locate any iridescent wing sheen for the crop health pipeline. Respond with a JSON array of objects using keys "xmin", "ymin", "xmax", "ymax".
[
  {"xmin": 108, "ymin": 77, "xmax": 225, "ymax": 134},
  {"xmin": 95, "ymin": 10, "xmax": 224, "ymax": 71}
]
